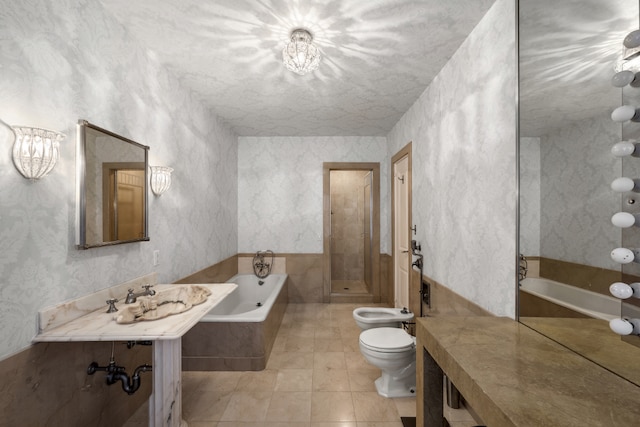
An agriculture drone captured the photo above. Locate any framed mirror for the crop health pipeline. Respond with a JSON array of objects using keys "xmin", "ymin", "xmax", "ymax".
[
  {"xmin": 518, "ymin": 0, "xmax": 640, "ymax": 386},
  {"xmin": 76, "ymin": 120, "xmax": 149, "ymax": 249}
]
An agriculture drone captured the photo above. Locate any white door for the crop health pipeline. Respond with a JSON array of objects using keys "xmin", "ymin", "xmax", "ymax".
[{"xmin": 394, "ymin": 155, "xmax": 410, "ymax": 309}]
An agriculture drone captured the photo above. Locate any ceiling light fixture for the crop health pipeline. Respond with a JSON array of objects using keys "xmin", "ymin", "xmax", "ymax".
[{"xmin": 282, "ymin": 29, "xmax": 320, "ymax": 76}]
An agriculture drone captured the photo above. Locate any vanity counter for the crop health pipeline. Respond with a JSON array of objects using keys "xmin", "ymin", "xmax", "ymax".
[
  {"xmin": 34, "ymin": 283, "xmax": 236, "ymax": 342},
  {"xmin": 416, "ymin": 316, "xmax": 640, "ymax": 426}
]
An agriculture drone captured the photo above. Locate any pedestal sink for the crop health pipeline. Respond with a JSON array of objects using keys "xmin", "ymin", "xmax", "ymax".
[{"xmin": 34, "ymin": 281, "xmax": 236, "ymax": 427}]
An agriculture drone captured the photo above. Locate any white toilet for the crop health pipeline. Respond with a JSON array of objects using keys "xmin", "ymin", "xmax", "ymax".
[{"xmin": 353, "ymin": 307, "xmax": 416, "ymax": 398}]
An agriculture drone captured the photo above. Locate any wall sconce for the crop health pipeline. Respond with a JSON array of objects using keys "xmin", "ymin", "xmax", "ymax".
[
  {"xmin": 150, "ymin": 166, "xmax": 173, "ymax": 196},
  {"xmin": 11, "ymin": 126, "xmax": 66, "ymax": 180}
]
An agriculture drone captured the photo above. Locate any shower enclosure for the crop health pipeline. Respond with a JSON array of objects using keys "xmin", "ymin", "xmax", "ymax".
[{"xmin": 323, "ymin": 163, "xmax": 380, "ymax": 303}]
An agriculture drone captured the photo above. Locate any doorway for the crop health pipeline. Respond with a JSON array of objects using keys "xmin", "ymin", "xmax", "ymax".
[
  {"xmin": 323, "ymin": 162, "xmax": 380, "ymax": 303},
  {"xmin": 392, "ymin": 143, "xmax": 412, "ymax": 309}
]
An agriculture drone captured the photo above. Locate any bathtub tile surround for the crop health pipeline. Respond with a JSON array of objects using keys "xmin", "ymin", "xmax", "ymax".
[
  {"xmin": 183, "ymin": 274, "xmax": 289, "ymax": 371},
  {"xmin": 238, "ymin": 255, "xmax": 287, "ymax": 275}
]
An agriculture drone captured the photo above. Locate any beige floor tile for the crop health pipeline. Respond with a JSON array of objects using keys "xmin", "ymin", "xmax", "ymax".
[
  {"xmin": 355, "ymin": 422, "xmax": 404, "ymax": 427},
  {"xmin": 314, "ymin": 352, "xmax": 347, "ymax": 370},
  {"xmin": 311, "ymin": 423, "xmax": 357, "ymax": 427},
  {"xmin": 266, "ymin": 391, "xmax": 312, "ymax": 422},
  {"xmin": 345, "ymin": 351, "xmax": 376, "ymax": 371},
  {"xmin": 274, "ymin": 369, "xmax": 313, "ymax": 392},
  {"xmin": 220, "ymin": 390, "xmax": 272, "ymax": 422},
  {"xmin": 352, "ymin": 392, "xmax": 400, "ymax": 422},
  {"xmin": 195, "ymin": 371, "xmax": 243, "ymax": 392},
  {"xmin": 315, "ymin": 326, "xmax": 342, "ymax": 339},
  {"xmin": 267, "ymin": 351, "xmax": 315, "ymax": 370},
  {"xmin": 392, "ymin": 397, "xmax": 417, "ymax": 417},
  {"xmin": 286, "ymin": 336, "xmax": 316, "ymax": 352},
  {"xmin": 218, "ymin": 423, "xmax": 310, "ymax": 427},
  {"xmin": 313, "ymin": 368, "xmax": 351, "ymax": 391},
  {"xmin": 348, "ymin": 369, "xmax": 379, "ymax": 392},
  {"xmin": 183, "ymin": 389, "xmax": 234, "ymax": 422},
  {"xmin": 235, "ymin": 369, "xmax": 278, "ymax": 391},
  {"xmin": 311, "ymin": 391, "xmax": 355, "ymax": 422},
  {"xmin": 314, "ymin": 337, "xmax": 345, "ymax": 352}
]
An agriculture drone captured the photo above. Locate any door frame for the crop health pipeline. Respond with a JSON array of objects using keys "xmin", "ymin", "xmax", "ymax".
[
  {"xmin": 323, "ymin": 162, "xmax": 381, "ymax": 303},
  {"xmin": 391, "ymin": 143, "xmax": 412, "ymax": 308}
]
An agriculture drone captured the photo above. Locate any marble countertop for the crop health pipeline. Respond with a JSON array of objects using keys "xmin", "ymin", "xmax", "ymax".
[
  {"xmin": 34, "ymin": 283, "xmax": 236, "ymax": 342},
  {"xmin": 417, "ymin": 316, "xmax": 640, "ymax": 426}
]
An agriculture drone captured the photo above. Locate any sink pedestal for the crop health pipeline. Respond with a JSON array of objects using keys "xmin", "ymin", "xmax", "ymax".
[{"xmin": 151, "ymin": 339, "xmax": 184, "ymax": 426}]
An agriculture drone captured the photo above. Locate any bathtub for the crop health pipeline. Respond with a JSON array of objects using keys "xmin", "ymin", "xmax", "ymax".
[
  {"xmin": 519, "ymin": 277, "xmax": 619, "ymax": 321},
  {"xmin": 182, "ymin": 274, "xmax": 288, "ymax": 371}
]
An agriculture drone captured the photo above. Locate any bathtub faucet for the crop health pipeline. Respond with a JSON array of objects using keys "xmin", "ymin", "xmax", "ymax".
[{"xmin": 519, "ymin": 254, "xmax": 528, "ymax": 282}]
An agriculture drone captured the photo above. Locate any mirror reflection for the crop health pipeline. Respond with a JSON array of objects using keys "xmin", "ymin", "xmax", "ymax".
[
  {"xmin": 77, "ymin": 120, "xmax": 149, "ymax": 249},
  {"xmin": 518, "ymin": 0, "xmax": 640, "ymax": 386}
]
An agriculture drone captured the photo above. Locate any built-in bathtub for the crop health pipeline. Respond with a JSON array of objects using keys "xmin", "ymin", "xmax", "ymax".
[
  {"xmin": 519, "ymin": 277, "xmax": 619, "ymax": 321},
  {"xmin": 182, "ymin": 273, "xmax": 288, "ymax": 371}
]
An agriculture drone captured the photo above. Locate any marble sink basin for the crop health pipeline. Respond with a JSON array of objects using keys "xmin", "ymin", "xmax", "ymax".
[{"xmin": 115, "ymin": 285, "xmax": 211, "ymax": 324}]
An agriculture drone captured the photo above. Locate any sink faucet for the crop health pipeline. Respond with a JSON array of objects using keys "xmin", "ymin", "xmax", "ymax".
[{"xmin": 125, "ymin": 284, "xmax": 156, "ymax": 304}]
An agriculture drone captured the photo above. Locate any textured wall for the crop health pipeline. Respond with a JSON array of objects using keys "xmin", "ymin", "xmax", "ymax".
[
  {"xmin": 387, "ymin": 0, "xmax": 517, "ymax": 317},
  {"xmin": 0, "ymin": 1, "xmax": 237, "ymax": 360},
  {"xmin": 237, "ymin": 137, "xmax": 389, "ymax": 254},
  {"xmin": 540, "ymin": 115, "xmax": 620, "ymax": 270},
  {"xmin": 520, "ymin": 137, "xmax": 541, "ymax": 256}
]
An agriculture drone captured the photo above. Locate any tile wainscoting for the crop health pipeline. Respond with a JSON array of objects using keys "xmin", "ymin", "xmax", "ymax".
[{"xmin": 0, "ymin": 341, "xmax": 151, "ymax": 426}]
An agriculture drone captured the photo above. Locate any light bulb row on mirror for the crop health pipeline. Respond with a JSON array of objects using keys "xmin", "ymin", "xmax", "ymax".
[{"xmin": 608, "ymin": 29, "xmax": 640, "ymax": 338}]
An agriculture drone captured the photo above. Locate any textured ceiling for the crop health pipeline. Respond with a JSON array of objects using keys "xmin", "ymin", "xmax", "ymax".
[
  {"xmin": 519, "ymin": 0, "xmax": 635, "ymax": 137},
  {"xmin": 98, "ymin": 0, "xmax": 496, "ymax": 136}
]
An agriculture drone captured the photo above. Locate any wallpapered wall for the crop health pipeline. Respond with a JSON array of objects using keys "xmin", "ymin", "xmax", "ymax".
[
  {"xmin": 539, "ymin": 115, "xmax": 620, "ymax": 270},
  {"xmin": 387, "ymin": 0, "xmax": 517, "ymax": 317},
  {"xmin": 0, "ymin": 1, "xmax": 238, "ymax": 360},
  {"xmin": 520, "ymin": 137, "xmax": 541, "ymax": 256},
  {"xmin": 237, "ymin": 136, "xmax": 389, "ymax": 254}
]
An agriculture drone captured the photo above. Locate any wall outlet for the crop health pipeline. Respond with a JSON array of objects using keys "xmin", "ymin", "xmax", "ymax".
[{"xmin": 153, "ymin": 250, "xmax": 160, "ymax": 266}]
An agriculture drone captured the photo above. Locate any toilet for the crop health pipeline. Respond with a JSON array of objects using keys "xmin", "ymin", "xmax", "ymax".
[{"xmin": 353, "ymin": 307, "xmax": 416, "ymax": 398}]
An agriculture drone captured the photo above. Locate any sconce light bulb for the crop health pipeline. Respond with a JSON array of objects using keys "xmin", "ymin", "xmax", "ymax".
[
  {"xmin": 611, "ymin": 247, "xmax": 635, "ymax": 264},
  {"xmin": 611, "ymin": 140, "xmax": 637, "ymax": 157},
  {"xmin": 624, "ymin": 29, "xmax": 640, "ymax": 49},
  {"xmin": 611, "ymin": 177, "xmax": 635, "ymax": 192},
  {"xmin": 612, "ymin": 70, "xmax": 636, "ymax": 87},
  {"xmin": 609, "ymin": 318, "xmax": 634, "ymax": 335},
  {"xmin": 611, "ymin": 212, "xmax": 637, "ymax": 228},
  {"xmin": 610, "ymin": 282, "xmax": 634, "ymax": 299},
  {"xmin": 611, "ymin": 105, "xmax": 638, "ymax": 122}
]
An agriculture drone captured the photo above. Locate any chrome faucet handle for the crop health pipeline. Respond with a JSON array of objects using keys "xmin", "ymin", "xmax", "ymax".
[
  {"xmin": 143, "ymin": 284, "xmax": 155, "ymax": 295},
  {"xmin": 106, "ymin": 298, "xmax": 119, "ymax": 313}
]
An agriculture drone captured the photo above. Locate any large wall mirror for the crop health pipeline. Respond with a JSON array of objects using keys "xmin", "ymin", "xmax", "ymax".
[
  {"xmin": 77, "ymin": 120, "xmax": 149, "ymax": 249},
  {"xmin": 518, "ymin": 0, "xmax": 640, "ymax": 386}
]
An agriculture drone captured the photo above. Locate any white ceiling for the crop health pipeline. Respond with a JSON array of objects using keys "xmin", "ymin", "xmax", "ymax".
[{"xmin": 98, "ymin": 0, "xmax": 496, "ymax": 136}]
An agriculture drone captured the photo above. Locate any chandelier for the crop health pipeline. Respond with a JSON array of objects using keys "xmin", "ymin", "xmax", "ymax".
[{"xmin": 282, "ymin": 29, "xmax": 321, "ymax": 75}]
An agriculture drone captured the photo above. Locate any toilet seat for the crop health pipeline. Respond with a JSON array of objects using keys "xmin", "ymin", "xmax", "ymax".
[{"xmin": 359, "ymin": 327, "xmax": 415, "ymax": 353}]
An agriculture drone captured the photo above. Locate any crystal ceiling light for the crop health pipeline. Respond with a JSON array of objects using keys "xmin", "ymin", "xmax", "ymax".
[{"xmin": 282, "ymin": 29, "xmax": 321, "ymax": 75}]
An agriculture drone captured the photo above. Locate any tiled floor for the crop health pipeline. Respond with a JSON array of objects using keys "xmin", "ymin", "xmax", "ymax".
[{"xmin": 126, "ymin": 302, "xmax": 415, "ymax": 426}]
